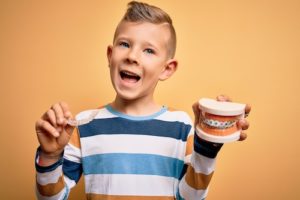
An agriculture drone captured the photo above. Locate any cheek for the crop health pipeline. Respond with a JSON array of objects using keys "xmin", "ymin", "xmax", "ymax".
[
  {"xmin": 109, "ymin": 63, "xmax": 119, "ymax": 78},
  {"xmin": 109, "ymin": 54, "xmax": 121, "ymax": 71},
  {"xmin": 144, "ymin": 69, "xmax": 163, "ymax": 83},
  {"xmin": 110, "ymin": 50, "xmax": 123, "ymax": 63}
]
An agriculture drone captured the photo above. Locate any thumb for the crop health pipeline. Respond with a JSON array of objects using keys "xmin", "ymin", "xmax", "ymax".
[
  {"xmin": 63, "ymin": 114, "xmax": 75, "ymax": 136},
  {"xmin": 65, "ymin": 124, "xmax": 75, "ymax": 136},
  {"xmin": 216, "ymin": 94, "xmax": 232, "ymax": 102},
  {"xmin": 56, "ymin": 124, "xmax": 74, "ymax": 147},
  {"xmin": 192, "ymin": 101, "xmax": 200, "ymax": 127}
]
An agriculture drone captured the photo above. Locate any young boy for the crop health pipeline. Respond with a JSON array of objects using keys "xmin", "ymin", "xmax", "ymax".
[{"xmin": 35, "ymin": 1, "xmax": 250, "ymax": 200}]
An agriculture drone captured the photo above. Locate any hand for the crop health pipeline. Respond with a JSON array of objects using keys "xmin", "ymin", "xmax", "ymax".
[
  {"xmin": 35, "ymin": 102, "xmax": 75, "ymax": 165},
  {"xmin": 192, "ymin": 95, "xmax": 251, "ymax": 141}
]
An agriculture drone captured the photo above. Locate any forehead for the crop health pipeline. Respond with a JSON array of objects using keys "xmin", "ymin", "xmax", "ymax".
[{"xmin": 114, "ymin": 21, "xmax": 171, "ymax": 48}]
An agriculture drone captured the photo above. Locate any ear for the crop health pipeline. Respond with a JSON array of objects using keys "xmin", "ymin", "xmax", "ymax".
[
  {"xmin": 159, "ymin": 59, "xmax": 178, "ymax": 81},
  {"xmin": 107, "ymin": 45, "xmax": 113, "ymax": 67}
]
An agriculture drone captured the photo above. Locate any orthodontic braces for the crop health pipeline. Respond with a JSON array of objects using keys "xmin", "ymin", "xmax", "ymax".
[{"xmin": 201, "ymin": 118, "xmax": 237, "ymax": 129}]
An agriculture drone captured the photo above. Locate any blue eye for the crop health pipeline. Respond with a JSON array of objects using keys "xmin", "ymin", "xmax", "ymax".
[
  {"xmin": 144, "ymin": 48, "xmax": 155, "ymax": 54},
  {"xmin": 119, "ymin": 42, "xmax": 129, "ymax": 48}
]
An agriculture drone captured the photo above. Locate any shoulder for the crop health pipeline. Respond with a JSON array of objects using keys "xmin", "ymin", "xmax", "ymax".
[
  {"xmin": 157, "ymin": 107, "xmax": 193, "ymax": 125},
  {"xmin": 75, "ymin": 105, "xmax": 115, "ymax": 121}
]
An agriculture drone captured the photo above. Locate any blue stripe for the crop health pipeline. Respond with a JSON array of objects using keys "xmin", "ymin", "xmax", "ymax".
[
  {"xmin": 62, "ymin": 159, "xmax": 82, "ymax": 183},
  {"xmin": 35, "ymin": 147, "xmax": 63, "ymax": 173},
  {"xmin": 106, "ymin": 104, "xmax": 168, "ymax": 121},
  {"xmin": 176, "ymin": 189, "xmax": 185, "ymax": 200},
  {"xmin": 82, "ymin": 153, "xmax": 184, "ymax": 179},
  {"xmin": 194, "ymin": 133, "xmax": 223, "ymax": 158},
  {"xmin": 79, "ymin": 118, "xmax": 191, "ymax": 141},
  {"xmin": 179, "ymin": 164, "xmax": 188, "ymax": 180},
  {"xmin": 62, "ymin": 185, "xmax": 70, "ymax": 200}
]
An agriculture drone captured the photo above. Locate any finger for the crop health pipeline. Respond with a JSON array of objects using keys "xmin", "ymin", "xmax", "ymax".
[
  {"xmin": 239, "ymin": 131, "xmax": 247, "ymax": 141},
  {"xmin": 237, "ymin": 118, "xmax": 250, "ymax": 130},
  {"xmin": 65, "ymin": 124, "xmax": 75, "ymax": 136},
  {"xmin": 36, "ymin": 119, "xmax": 60, "ymax": 138},
  {"xmin": 192, "ymin": 101, "xmax": 200, "ymax": 126},
  {"xmin": 245, "ymin": 104, "xmax": 251, "ymax": 117},
  {"xmin": 59, "ymin": 102, "xmax": 72, "ymax": 126},
  {"xmin": 56, "ymin": 126, "xmax": 75, "ymax": 148},
  {"xmin": 59, "ymin": 101, "xmax": 72, "ymax": 119},
  {"xmin": 42, "ymin": 109, "xmax": 57, "ymax": 127},
  {"xmin": 52, "ymin": 103, "xmax": 65, "ymax": 125},
  {"xmin": 216, "ymin": 95, "xmax": 232, "ymax": 102}
]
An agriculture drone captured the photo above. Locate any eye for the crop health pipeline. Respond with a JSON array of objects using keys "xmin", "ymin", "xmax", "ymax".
[
  {"xmin": 119, "ymin": 41, "xmax": 129, "ymax": 48},
  {"xmin": 144, "ymin": 48, "xmax": 155, "ymax": 54}
]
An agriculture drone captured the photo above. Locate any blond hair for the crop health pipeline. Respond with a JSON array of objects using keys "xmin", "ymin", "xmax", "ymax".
[{"xmin": 114, "ymin": 1, "xmax": 176, "ymax": 58}]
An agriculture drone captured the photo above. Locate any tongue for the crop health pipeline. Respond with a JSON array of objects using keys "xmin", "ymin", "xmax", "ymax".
[
  {"xmin": 123, "ymin": 76, "xmax": 138, "ymax": 83},
  {"xmin": 122, "ymin": 73, "xmax": 139, "ymax": 83},
  {"xmin": 121, "ymin": 71, "xmax": 140, "ymax": 83}
]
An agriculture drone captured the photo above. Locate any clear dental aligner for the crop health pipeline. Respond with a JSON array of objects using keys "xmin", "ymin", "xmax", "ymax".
[
  {"xmin": 67, "ymin": 110, "xmax": 99, "ymax": 127},
  {"xmin": 67, "ymin": 119, "xmax": 84, "ymax": 127}
]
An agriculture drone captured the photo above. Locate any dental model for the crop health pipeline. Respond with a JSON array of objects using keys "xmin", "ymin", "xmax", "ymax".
[
  {"xmin": 196, "ymin": 98, "xmax": 246, "ymax": 143},
  {"xmin": 67, "ymin": 110, "xmax": 99, "ymax": 127}
]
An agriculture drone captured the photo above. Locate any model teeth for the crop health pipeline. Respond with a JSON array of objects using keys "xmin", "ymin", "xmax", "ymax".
[{"xmin": 202, "ymin": 118, "xmax": 237, "ymax": 129}]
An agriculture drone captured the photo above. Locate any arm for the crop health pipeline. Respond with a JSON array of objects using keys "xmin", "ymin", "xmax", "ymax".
[
  {"xmin": 177, "ymin": 128, "xmax": 222, "ymax": 200},
  {"xmin": 177, "ymin": 95, "xmax": 251, "ymax": 199},
  {"xmin": 35, "ymin": 102, "xmax": 82, "ymax": 199}
]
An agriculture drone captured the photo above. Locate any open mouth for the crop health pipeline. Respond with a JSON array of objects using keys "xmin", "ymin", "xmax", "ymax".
[{"xmin": 120, "ymin": 70, "xmax": 141, "ymax": 83}]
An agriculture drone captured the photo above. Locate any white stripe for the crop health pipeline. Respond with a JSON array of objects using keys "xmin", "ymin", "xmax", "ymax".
[
  {"xmin": 184, "ymin": 154, "xmax": 192, "ymax": 164},
  {"xmin": 179, "ymin": 176, "xmax": 208, "ymax": 200},
  {"xmin": 81, "ymin": 134, "xmax": 186, "ymax": 159},
  {"xmin": 76, "ymin": 108, "xmax": 117, "ymax": 121},
  {"xmin": 85, "ymin": 174, "xmax": 178, "ymax": 196},
  {"xmin": 156, "ymin": 110, "xmax": 192, "ymax": 125},
  {"xmin": 156, "ymin": 110, "xmax": 194, "ymax": 143},
  {"xmin": 63, "ymin": 175, "xmax": 76, "ymax": 189},
  {"xmin": 36, "ymin": 166, "xmax": 62, "ymax": 185},
  {"xmin": 95, "ymin": 107, "xmax": 118, "ymax": 119},
  {"xmin": 191, "ymin": 152, "xmax": 216, "ymax": 175},
  {"xmin": 64, "ymin": 143, "xmax": 81, "ymax": 163},
  {"xmin": 36, "ymin": 186, "xmax": 67, "ymax": 200}
]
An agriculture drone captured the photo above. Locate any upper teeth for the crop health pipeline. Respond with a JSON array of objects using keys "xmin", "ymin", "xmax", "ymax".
[{"xmin": 123, "ymin": 71, "xmax": 138, "ymax": 76}]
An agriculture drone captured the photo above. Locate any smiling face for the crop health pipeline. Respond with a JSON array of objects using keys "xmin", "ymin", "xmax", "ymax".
[{"xmin": 107, "ymin": 21, "xmax": 177, "ymax": 103}]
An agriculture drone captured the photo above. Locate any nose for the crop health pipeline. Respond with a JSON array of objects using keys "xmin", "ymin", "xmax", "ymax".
[{"xmin": 126, "ymin": 47, "xmax": 139, "ymax": 65}]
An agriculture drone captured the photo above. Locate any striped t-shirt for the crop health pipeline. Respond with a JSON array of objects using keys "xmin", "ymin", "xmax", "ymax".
[{"xmin": 35, "ymin": 105, "xmax": 222, "ymax": 200}]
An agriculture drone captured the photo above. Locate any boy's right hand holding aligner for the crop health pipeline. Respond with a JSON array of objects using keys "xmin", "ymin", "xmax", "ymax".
[{"xmin": 35, "ymin": 102, "xmax": 74, "ymax": 166}]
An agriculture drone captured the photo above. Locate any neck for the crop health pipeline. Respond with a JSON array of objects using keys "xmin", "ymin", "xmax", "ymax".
[{"xmin": 111, "ymin": 95, "xmax": 162, "ymax": 116}]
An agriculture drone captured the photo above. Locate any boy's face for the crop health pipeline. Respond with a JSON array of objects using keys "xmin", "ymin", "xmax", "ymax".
[{"xmin": 107, "ymin": 21, "xmax": 177, "ymax": 102}]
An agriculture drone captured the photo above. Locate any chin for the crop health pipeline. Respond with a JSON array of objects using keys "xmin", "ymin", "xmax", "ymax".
[{"xmin": 115, "ymin": 88, "xmax": 141, "ymax": 101}]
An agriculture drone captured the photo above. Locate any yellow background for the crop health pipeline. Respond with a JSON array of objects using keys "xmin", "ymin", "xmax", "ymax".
[{"xmin": 0, "ymin": 0, "xmax": 299, "ymax": 199}]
